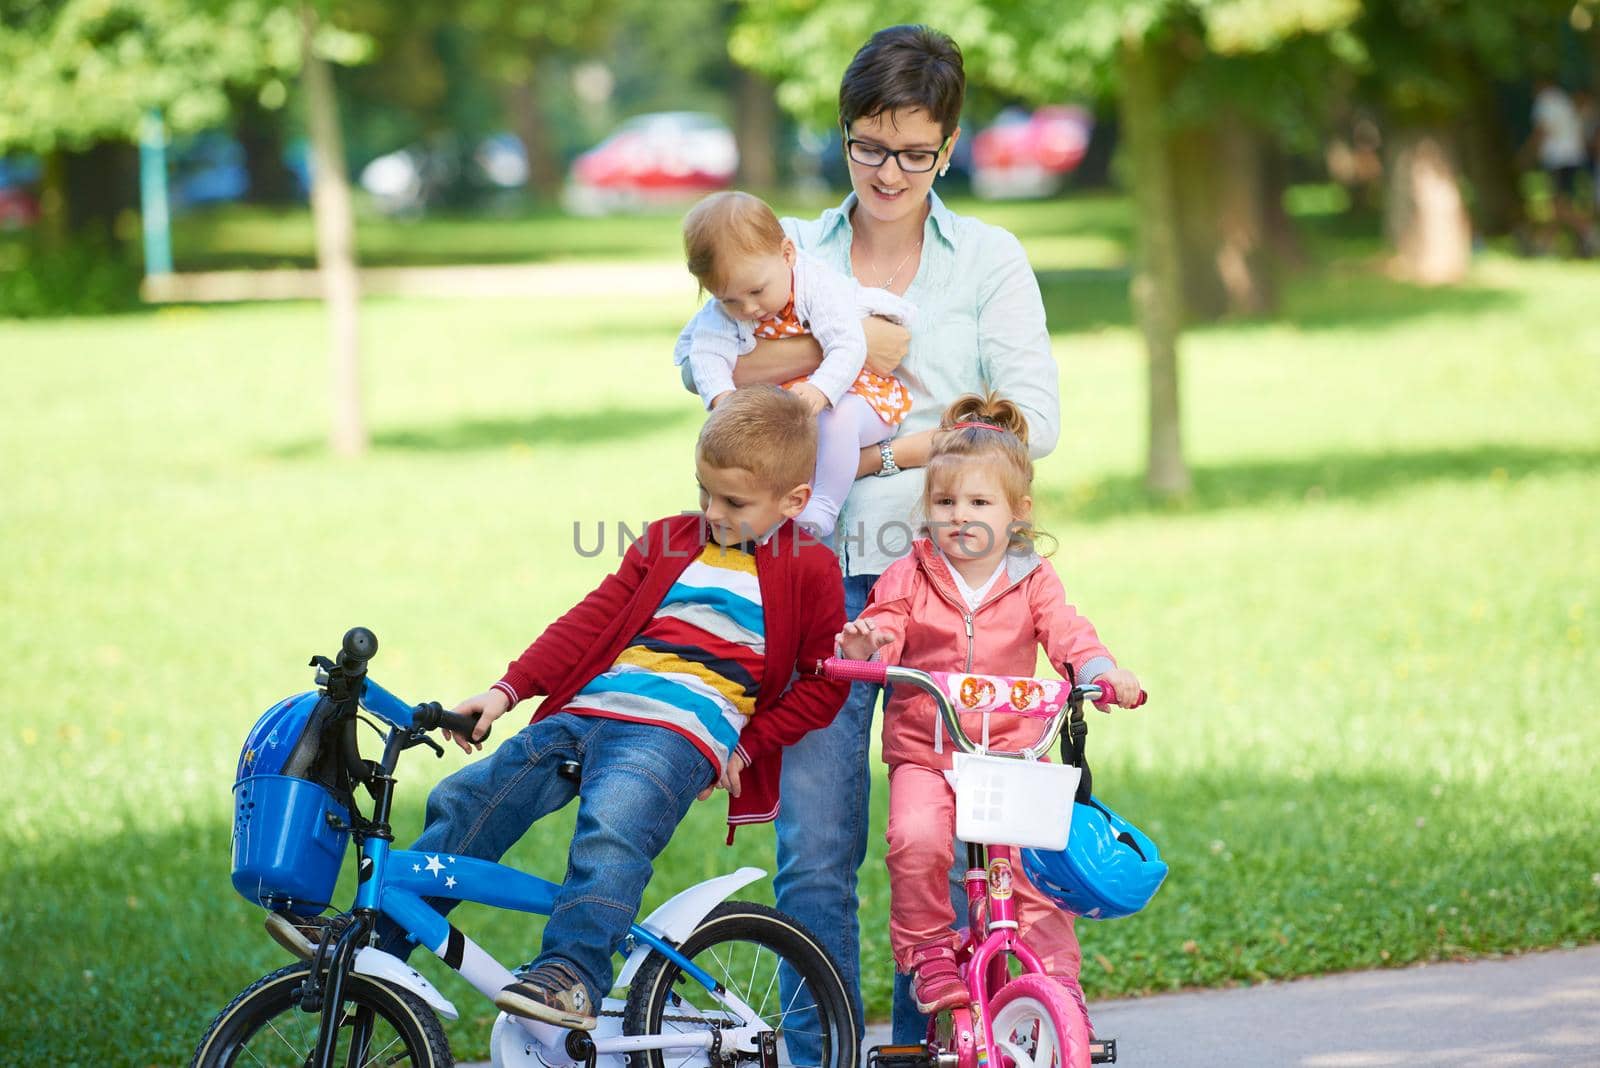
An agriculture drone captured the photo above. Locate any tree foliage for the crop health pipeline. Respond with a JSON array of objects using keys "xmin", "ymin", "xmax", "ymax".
[
  {"xmin": 731, "ymin": 0, "xmax": 1362, "ymax": 124},
  {"xmin": 0, "ymin": 0, "xmax": 318, "ymax": 152}
]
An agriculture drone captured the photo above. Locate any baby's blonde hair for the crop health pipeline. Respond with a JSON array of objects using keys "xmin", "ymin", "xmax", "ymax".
[
  {"xmin": 923, "ymin": 392, "xmax": 1050, "ymax": 554},
  {"xmin": 697, "ymin": 386, "xmax": 816, "ymax": 496},
  {"xmin": 683, "ymin": 191, "xmax": 787, "ymax": 293}
]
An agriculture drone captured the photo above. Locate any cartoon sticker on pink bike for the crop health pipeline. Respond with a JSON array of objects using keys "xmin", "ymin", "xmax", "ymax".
[{"xmin": 946, "ymin": 673, "xmax": 1067, "ymax": 717}]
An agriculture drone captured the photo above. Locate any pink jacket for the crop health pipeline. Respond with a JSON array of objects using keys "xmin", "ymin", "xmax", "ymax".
[{"xmin": 858, "ymin": 539, "xmax": 1117, "ymax": 772}]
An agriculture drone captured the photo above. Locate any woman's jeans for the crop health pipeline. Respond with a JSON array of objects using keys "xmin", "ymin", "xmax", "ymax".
[
  {"xmin": 374, "ymin": 712, "xmax": 714, "ymax": 1006},
  {"xmin": 774, "ymin": 571, "xmax": 879, "ymax": 1059},
  {"xmin": 772, "ymin": 570, "xmax": 967, "ymax": 1050}
]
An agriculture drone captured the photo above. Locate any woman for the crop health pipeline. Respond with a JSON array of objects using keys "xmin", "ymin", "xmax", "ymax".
[{"xmin": 678, "ymin": 24, "xmax": 1061, "ymax": 1047}]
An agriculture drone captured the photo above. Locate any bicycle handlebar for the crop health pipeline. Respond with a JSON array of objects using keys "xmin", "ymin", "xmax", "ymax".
[
  {"xmin": 319, "ymin": 629, "xmax": 493, "ymax": 742},
  {"xmin": 816, "ymin": 658, "xmax": 1143, "ymax": 760},
  {"xmin": 409, "ymin": 701, "xmax": 491, "ymax": 741}
]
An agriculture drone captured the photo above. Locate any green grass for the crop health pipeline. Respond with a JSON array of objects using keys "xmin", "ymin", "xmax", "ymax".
[
  {"xmin": 158, "ymin": 191, "xmax": 1138, "ymax": 272},
  {"xmin": 2, "ymin": 198, "xmax": 1598, "ymax": 1064}
]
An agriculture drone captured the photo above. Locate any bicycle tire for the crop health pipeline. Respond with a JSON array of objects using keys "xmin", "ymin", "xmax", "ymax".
[
  {"xmin": 622, "ymin": 900, "xmax": 857, "ymax": 1068},
  {"xmin": 987, "ymin": 973, "xmax": 1091, "ymax": 1068},
  {"xmin": 191, "ymin": 961, "xmax": 453, "ymax": 1068}
]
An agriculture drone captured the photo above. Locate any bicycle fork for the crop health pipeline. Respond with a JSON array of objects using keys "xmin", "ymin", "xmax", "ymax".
[{"xmin": 298, "ymin": 909, "xmax": 380, "ymax": 1068}]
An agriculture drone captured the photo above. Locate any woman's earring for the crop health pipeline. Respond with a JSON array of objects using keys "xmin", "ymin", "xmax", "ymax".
[{"xmin": 939, "ymin": 163, "xmax": 950, "ymax": 177}]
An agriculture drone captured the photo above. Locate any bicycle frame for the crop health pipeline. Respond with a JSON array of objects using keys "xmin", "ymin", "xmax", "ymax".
[
  {"xmin": 819, "ymin": 660, "xmax": 1111, "ymax": 1068},
  {"xmin": 298, "ymin": 675, "xmax": 778, "ymax": 1068}
]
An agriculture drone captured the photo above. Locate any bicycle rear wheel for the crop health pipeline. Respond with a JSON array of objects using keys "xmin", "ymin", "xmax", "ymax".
[
  {"xmin": 622, "ymin": 901, "xmax": 857, "ymax": 1068},
  {"xmin": 191, "ymin": 962, "xmax": 452, "ymax": 1067},
  {"xmin": 987, "ymin": 974, "xmax": 1090, "ymax": 1068}
]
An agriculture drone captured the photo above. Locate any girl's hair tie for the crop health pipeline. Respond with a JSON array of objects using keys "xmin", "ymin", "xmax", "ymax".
[{"xmin": 950, "ymin": 420, "xmax": 1003, "ymax": 432}]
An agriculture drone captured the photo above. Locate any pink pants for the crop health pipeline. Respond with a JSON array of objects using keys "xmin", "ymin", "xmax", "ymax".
[{"xmin": 887, "ymin": 763, "xmax": 1087, "ymax": 1004}]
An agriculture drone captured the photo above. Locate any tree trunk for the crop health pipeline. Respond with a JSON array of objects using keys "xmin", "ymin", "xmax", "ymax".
[
  {"xmin": 37, "ymin": 151, "xmax": 69, "ymax": 253},
  {"xmin": 1385, "ymin": 127, "xmax": 1471, "ymax": 285},
  {"xmin": 1213, "ymin": 117, "xmax": 1275, "ymax": 316},
  {"xmin": 1457, "ymin": 73, "xmax": 1524, "ymax": 238},
  {"xmin": 505, "ymin": 74, "xmax": 563, "ymax": 201},
  {"xmin": 233, "ymin": 93, "xmax": 300, "ymax": 205},
  {"xmin": 733, "ymin": 65, "xmax": 780, "ymax": 191},
  {"xmin": 1170, "ymin": 112, "xmax": 1277, "ymax": 321},
  {"xmin": 1170, "ymin": 121, "xmax": 1229, "ymax": 323},
  {"xmin": 1261, "ymin": 137, "xmax": 1305, "ymax": 269},
  {"xmin": 301, "ymin": 4, "xmax": 366, "ymax": 458},
  {"xmin": 38, "ymin": 143, "xmax": 138, "ymax": 249},
  {"xmin": 1120, "ymin": 34, "xmax": 1191, "ymax": 499}
]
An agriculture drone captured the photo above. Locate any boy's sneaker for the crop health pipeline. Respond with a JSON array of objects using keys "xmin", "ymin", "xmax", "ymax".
[
  {"xmin": 495, "ymin": 961, "xmax": 598, "ymax": 1030},
  {"xmin": 264, "ymin": 910, "xmax": 332, "ymax": 959}
]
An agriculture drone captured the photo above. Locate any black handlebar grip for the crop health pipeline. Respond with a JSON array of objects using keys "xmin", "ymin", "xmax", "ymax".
[
  {"xmin": 342, "ymin": 627, "xmax": 378, "ymax": 667},
  {"xmin": 439, "ymin": 709, "xmax": 490, "ymax": 742}
]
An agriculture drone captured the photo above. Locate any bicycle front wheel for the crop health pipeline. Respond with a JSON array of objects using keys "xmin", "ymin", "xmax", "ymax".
[
  {"xmin": 987, "ymin": 974, "xmax": 1091, "ymax": 1068},
  {"xmin": 622, "ymin": 901, "xmax": 857, "ymax": 1068},
  {"xmin": 191, "ymin": 962, "xmax": 453, "ymax": 1067}
]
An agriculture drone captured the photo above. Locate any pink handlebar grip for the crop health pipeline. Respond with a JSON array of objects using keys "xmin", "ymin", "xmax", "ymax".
[
  {"xmin": 1093, "ymin": 686, "xmax": 1148, "ymax": 709},
  {"xmin": 819, "ymin": 657, "xmax": 888, "ymax": 685}
]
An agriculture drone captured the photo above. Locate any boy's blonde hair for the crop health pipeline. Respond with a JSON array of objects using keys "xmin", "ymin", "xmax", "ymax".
[
  {"xmin": 683, "ymin": 191, "xmax": 787, "ymax": 293},
  {"xmin": 697, "ymin": 386, "xmax": 817, "ymax": 495},
  {"xmin": 924, "ymin": 392, "xmax": 1051, "ymax": 554}
]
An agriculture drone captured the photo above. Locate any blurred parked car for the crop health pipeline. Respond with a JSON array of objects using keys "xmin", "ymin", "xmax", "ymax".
[
  {"xmin": 970, "ymin": 106, "xmax": 1093, "ymax": 200},
  {"xmin": 0, "ymin": 156, "xmax": 42, "ymax": 229},
  {"xmin": 360, "ymin": 133, "xmax": 530, "ymax": 216},
  {"xmin": 170, "ymin": 133, "xmax": 250, "ymax": 209},
  {"xmin": 563, "ymin": 111, "xmax": 737, "ymax": 216}
]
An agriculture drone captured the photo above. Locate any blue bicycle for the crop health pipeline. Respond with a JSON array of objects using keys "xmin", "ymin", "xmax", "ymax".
[{"xmin": 193, "ymin": 628, "xmax": 856, "ymax": 1068}]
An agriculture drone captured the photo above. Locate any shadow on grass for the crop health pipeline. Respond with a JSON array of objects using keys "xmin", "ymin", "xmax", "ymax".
[
  {"xmin": 7, "ymin": 760, "xmax": 1595, "ymax": 1064},
  {"xmin": 1035, "ymin": 260, "xmax": 1522, "ymax": 336},
  {"xmin": 1037, "ymin": 443, "xmax": 1600, "ymax": 522},
  {"xmin": 1038, "ymin": 268, "xmax": 1134, "ymax": 333},
  {"xmin": 272, "ymin": 404, "xmax": 698, "ymax": 459},
  {"xmin": 1271, "ymin": 270, "xmax": 1523, "ymax": 331}
]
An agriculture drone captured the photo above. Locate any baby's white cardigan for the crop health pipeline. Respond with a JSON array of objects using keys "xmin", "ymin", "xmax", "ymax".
[{"xmin": 673, "ymin": 251, "xmax": 917, "ymax": 410}]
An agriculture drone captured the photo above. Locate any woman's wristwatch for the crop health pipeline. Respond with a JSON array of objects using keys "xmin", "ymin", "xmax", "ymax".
[{"xmin": 876, "ymin": 440, "xmax": 899, "ymax": 477}]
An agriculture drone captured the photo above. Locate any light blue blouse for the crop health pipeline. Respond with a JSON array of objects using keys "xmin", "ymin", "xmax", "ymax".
[{"xmin": 783, "ymin": 191, "xmax": 1061, "ymax": 576}]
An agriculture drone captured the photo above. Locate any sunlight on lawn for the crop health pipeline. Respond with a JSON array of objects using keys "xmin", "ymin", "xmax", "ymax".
[{"xmin": 1, "ymin": 203, "xmax": 1596, "ymax": 1063}]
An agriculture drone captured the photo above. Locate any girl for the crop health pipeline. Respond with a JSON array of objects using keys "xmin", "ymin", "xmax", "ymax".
[
  {"xmin": 835, "ymin": 392, "xmax": 1142, "ymax": 1037},
  {"xmin": 674, "ymin": 190, "xmax": 915, "ymax": 538}
]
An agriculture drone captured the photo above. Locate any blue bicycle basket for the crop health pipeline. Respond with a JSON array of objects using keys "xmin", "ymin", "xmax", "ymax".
[
  {"xmin": 231, "ymin": 691, "xmax": 353, "ymax": 912},
  {"xmin": 1021, "ymin": 795, "xmax": 1168, "ymax": 920}
]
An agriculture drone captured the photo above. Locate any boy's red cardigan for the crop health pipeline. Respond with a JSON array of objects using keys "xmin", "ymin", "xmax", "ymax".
[{"xmin": 496, "ymin": 513, "xmax": 849, "ymax": 840}]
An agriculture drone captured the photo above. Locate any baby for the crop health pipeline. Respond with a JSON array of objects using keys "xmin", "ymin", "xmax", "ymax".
[{"xmin": 674, "ymin": 190, "xmax": 915, "ymax": 538}]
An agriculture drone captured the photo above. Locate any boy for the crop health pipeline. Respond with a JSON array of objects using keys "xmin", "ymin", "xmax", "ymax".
[{"xmin": 269, "ymin": 387, "xmax": 848, "ymax": 1029}]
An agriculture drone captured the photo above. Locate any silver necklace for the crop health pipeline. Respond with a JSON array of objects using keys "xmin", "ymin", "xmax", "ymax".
[{"xmin": 865, "ymin": 239, "xmax": 922, "ymax": 290}]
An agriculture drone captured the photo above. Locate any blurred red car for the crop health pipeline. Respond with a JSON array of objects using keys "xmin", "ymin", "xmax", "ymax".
[
  {"xmin": 0, "ymin": 156, "xmax": 41, "ymax": 229},
  {"xmin": 971, "ymin": 106, "xmax": 1093, "ymax": 200},
  {"xmin": 563, "ymin": 111, "xmax": 738, "ymax": 215},
  {"xmin": 0, "ymin": 186, "xmax": 39, "ymax": 229}
]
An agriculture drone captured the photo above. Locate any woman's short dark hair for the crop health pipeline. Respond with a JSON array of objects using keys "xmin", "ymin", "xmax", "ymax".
[{"xmin": 839, "ymin": 25, "xmax": 965, "ymax": 138}]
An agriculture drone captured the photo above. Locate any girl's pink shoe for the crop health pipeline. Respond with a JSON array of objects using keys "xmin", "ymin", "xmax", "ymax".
[{"xmin": 908, "ymin": 940, "xmax": 968, "ymax": 1014}]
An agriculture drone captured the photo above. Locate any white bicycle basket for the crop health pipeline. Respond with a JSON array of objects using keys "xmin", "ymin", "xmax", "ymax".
[{"xmin": 948, "ymin": 753, "xmax": 1081, "ymax": 850}]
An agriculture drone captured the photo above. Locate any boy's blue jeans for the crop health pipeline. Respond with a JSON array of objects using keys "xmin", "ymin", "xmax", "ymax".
[{"xmin": 375, "ymin": 712, "xmax": 714, "ymax": 1006}]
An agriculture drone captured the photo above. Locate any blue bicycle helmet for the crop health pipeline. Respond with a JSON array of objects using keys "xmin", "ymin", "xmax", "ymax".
[
  {"xmin": 1021, "ymin": 796, "xmax": 1168, "ymax": 920},
  {"xmin": 232, "ymin": 690, "xmax": 355, "ymax": 911},
  {"xmin": 236, "ymin": 691, "xmax": 324, "ymax": 781}
]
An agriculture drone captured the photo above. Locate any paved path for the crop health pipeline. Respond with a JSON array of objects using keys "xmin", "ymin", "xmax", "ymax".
[
  {"xmin": 1080, "ymin": 945, "xmax": 1600, "ymax": 1067},
  {"xmin": 141, "ymin": 260, "xmax": 687, "ymax": 304},
  {"xmin": 462, "ymin": 946, "xmax": 1600, "ymax": 1067}
]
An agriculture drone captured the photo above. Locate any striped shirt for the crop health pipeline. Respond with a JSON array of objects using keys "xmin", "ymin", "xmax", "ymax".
[{"xmin": 565, "ymin": 542, "xmax": 765, "ymax": 772}]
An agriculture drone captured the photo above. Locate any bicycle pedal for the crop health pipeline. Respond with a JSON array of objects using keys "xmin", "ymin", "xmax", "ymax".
[
  {"xmin": 1089, "ymin": 1036, "xmax": 1117, "ymax": 1063},
  {"xmin": 869, "ymin": 1042, "xmax": 933, "ymax": 1068}
]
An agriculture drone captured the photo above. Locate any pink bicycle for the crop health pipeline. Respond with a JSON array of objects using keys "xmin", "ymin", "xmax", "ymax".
[{"xmin": 819, "ymin": 658, "xmax": 1145, "ymax": 1068}]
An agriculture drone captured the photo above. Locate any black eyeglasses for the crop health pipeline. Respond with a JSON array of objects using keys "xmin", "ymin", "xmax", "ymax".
[{"xmin": 843, "ymin": 133, "xmax": 951, "ymax": 174}]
